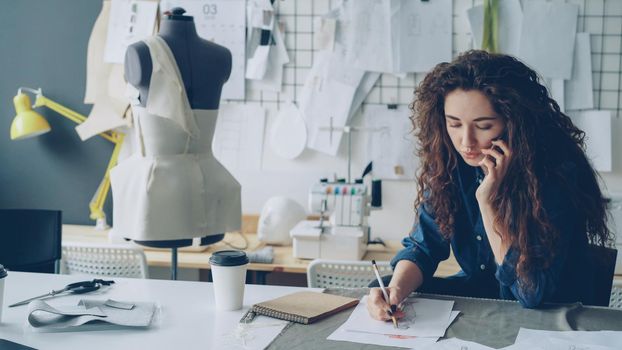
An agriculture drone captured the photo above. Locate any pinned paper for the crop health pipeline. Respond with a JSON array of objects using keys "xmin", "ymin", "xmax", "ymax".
[
  {"xmin": 80, "ymin": 0, "xmax": 132, "ymax": 141},
  {"xmin": 212, "ymin": 104, "xmax": 266, "ymax": 171},
  {"xmin": 364, "ymin": 105, "xmax": 417, "ymax": 180},
  {"xmin": 270, "ymin": 102, "xmax": 307, "ymax": 160},
  {"xmin": 565, "ymin": 33, "xmax": 594, "ymax": 111},
  {"xmin": 104, "ymin": 0, "xmax": 159, "ymax": 64},
  {"xmin": 569, "ymin": 110, "xmax": 612, "ymax": 172},
  {"xmin": 518, "ymin": 1, "xmax": 579, "ymax": 79},
  {"xmin": 248, "ymin": 21, "xmax": 290, "ymax": 92},
  {"xmin": 314, "ymin": 18, "xmax": 336, "ymax": 51}
]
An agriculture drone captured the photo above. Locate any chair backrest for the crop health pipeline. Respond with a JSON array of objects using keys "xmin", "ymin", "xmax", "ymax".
[
  {"xmin": 61, "ymin": 242, "xmax": 149, "ymax": 279},
  {"xmin": 0, "ymin": 209, "xmax": 62, "ymax": 273},
  {"xmin": 588, "ymin": 244, "xmax": 618, "ymax": 307},
  {"xmin": 610, "ymin": 278, "xmax": 622, "ymax": 309},
  {"xmin": 307, "ymin": 259, "xmax": 392, "ymax": 288}
]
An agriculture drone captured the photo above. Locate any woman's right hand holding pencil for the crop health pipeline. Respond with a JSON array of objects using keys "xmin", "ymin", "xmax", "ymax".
[{"xmin": 367, "ymin": 286, "xmax": 406, "ymax": 321}]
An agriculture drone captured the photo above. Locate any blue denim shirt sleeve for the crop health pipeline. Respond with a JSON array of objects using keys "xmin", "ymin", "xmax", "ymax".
[
  {"xmin": 391, "ymin": 202, "xmax": 450, "ymax": 280},
  {"xmin": 495, "ymin": 164, "xmax": 577, "ymax": 308}
]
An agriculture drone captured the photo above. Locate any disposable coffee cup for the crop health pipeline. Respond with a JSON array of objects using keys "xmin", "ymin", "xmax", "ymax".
[
  {"xmin": 209, "ymin": 250, "xmax": 249, "ymax": 311},
  {"xmin": 0, "ymin": 265, "xmax": 7, "ymax": 322}
]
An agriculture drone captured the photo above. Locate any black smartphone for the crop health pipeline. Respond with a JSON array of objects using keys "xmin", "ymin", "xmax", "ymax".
[{"xmin": 491, "ymin": 130, "xmax": 508, "ymax": 154}]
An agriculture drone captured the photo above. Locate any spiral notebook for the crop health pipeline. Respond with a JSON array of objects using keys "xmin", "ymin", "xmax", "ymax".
[{"xmin": 241, "ymin": 291, "xmax": 359, "ymax": 325}]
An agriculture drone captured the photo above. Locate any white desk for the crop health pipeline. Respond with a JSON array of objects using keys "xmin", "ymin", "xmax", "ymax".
[{"xmin": 0, "ymin": 272, "xmax": 315, "ymax": 350}]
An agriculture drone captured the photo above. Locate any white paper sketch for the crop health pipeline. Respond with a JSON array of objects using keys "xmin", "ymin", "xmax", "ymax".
[
  {"xmin": 518, "ymin": 0, "xmax": 579, "ymax": 79},
  {"xmin": 212, "ymin": 315, "xmax": 289, "ymax": 350},
  {"xmin": 397, "ymin": 0, "xmax": 452, "ymax": 73},
  {"xmin": 270, "ymin": 102, "xmax": 307, "ymax": 160},
  {"xmin": 161, "ymin": 0, "xmax": 247, "ymax": 100},
  {"xmin": 314, "ymin": 17, "xmax": 336, "ymax": 51},
  {"xmin": 248, "ymin": 21, "xmax": 290, "ymax": 93},
  {"xmin": 212, "ymin": 104, "xmax": 266, "ymax": 171},
  {"xmin": 422, "ymin": 337, "xmax": 495, "ymax": 350},
  {"xmin": 565, "ymin": 33, "xmax": 594, "ymax": 111},
  {"xmin": 507, "ymin": 328, "xmax": 622, "ymax": 350},
  {"xmin": 349, "ymin": 0, "xmax": 394, "ymax": 73},
  {"xmin": 569, "ymin": 110, "xmax": 612, "ymax": 172},
  {"xmin": 340, "ymin": 296, "xmax": 455, "ymax": 338},
  {"xmin": 467, "ymin": 0, "xmax": 522, "ymax": 56},
  {"xmin": 104, "ymin": 0, "xmax": 159, "ymax": 64},
  {"xmin": 327, "ymin": 309, "xmax": 459, "ymax": 348},
  {"xmin": 299, "ymin": 46, "xmax": 365, "ymax": 156},
  {"xmin": 364, "ymin": 105, "xmax": 417, "ymax": 180}
]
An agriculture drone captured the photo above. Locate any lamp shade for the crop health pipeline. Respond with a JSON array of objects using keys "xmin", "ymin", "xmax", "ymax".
[{"xmin": 11, "ymin": 93, "xmax": 51, "ymax": 140}]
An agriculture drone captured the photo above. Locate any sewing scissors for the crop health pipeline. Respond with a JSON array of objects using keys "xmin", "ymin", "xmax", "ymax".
[{"xmin": 9, "ymin": 279, "xmax": 115, "ymax": 307}]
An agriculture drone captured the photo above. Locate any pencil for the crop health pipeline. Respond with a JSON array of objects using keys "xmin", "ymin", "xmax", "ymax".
[{"xmin": 371, "ymin": 260, "xmax": 398, "ymax": 329}]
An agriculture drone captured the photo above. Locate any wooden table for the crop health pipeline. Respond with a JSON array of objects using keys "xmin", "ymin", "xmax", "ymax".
[{"xmin": 62, "ymin": 224, "xmax": 462, "ymax": 283}]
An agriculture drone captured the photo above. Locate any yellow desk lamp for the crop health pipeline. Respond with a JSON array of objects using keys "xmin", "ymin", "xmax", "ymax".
[{"xmin": 10, "ymin": 87, "xmax": 125, "ymax": 230}]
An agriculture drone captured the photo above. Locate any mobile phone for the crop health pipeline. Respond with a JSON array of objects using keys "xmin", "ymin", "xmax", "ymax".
[{"xmin": 491, "ymin": 131, "xmax": 508, "ymax": 154}]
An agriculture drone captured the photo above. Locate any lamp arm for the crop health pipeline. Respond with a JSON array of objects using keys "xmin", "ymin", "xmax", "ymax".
[
  {"xmin": 89, "ymin": 133, "xmax": 125, "ymax": 224},
  {"xmin": 33, "ymin": 94, "xmax": 117, "ymax": 144},
  {"xmin": 18, "ymin": 88, "xmax": 126, "ymax": 228}
]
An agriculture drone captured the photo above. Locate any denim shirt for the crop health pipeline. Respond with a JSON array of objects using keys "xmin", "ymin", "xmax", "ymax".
[{"xmin": 392, "ymin": 158, "xmax": 594, "ymax": 308}]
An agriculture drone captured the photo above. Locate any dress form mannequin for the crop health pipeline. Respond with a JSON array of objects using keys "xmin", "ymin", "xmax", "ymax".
[{"xmin": 112, "ymin": 8, "xmax": 241, "ymax": 278}]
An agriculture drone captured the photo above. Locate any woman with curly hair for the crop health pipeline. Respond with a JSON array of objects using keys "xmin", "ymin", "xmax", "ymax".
[{"xmin": 368, "ymin": 50, "xmax": 612, "ymax": 319}]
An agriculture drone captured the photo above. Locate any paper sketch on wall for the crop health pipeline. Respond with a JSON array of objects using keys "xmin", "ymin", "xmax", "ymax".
[
  {"xmin": 518, "ymin": 1, "xmax": 579, "ymax": 79},
  {"xmin": 565, "ymin": 33, "xmax": 594, "ymax": 111},
  {"xmin": 364, "ymin": 105, "xmax": 418, "ymax": 180},
  {"xmin": 569, "ymin": 110, "xmax": 612, "ymax": 172},
  {"xmin": 270, "ymin": 102, "xmax": 307, "ymax": 160},
  {"xmin": 104, "ymin": 0, "xmax": 159, "ymax": 64},
  {"xmin": 348, "ymin": 0, "xmax": 452, "ymax": 74},
  {"xmin": 212, "ymin": 104, "xmax": 266, "ymax": 171}
]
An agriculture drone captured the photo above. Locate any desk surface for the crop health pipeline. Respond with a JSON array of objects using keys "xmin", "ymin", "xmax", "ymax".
[
  {"xmin": 0, "ymin": 272, "xmax": 314, "ymax": 350},
  {"xmin": 3, "ymin": 272, "xmax": 622, "ymax": 350},
  {"xmin": 62, "ymin": 225, "xmax": 461, "ymax": 277}
]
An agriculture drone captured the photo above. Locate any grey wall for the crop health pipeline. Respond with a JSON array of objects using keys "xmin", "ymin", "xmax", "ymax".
[{"xmin": 0, "ymin": 0, "xmax": 113, "ymax": 224}]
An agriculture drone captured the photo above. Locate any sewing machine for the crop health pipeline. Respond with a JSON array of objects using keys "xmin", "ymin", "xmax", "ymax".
[{"xmin": 290, "ymin": 179, "xmax": 373, "ymax": 260}]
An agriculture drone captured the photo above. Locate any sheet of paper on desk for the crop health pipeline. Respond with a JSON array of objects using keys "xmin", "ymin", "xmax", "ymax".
[
  {"xmin": 161, "ymin": 0, "xmax": 246, "ymax": 100},
  {"xmin": 338, "ymin": 296, "xmax": 455, "ymax": 338},
  {"xmin": 518, "ymin": 0, "xmax": 578, "ymax": 79},
  {"xmin": 212, "ymin": 104, "xmax": 266, "ymax": 171},
  {"xmin": 328, "ymin": 311, "xmax": 459, "ymax": 349},
  {"xmin": 104, "ymin": 0, "xmax": 159, "ymax": 64},
  {"xmin": 467, "ymin": 0, "xmax": 522, "ymax": 56},
  {"xmin": 503, "ymin": 328, "xmax": 622, "ymax": 350},
  {"xmin": 421, "ymin": 338, "xmax": 494, "ymax": 350},
  {"xmin": 212, "ymin": 315, "xmax": 288, "ymax": 350}
]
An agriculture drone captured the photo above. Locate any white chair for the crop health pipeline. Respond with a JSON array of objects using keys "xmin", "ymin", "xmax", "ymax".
[
  {"xmin": 307, "ymin": 259, "xmax": 392, "ymax": 288},
  {"xmin": 610, "ymin": 278, "xmax": 622, "ymax": 309},
  {"xmin": 61, "ymin": 242, "xmax": 149, "ymax": 279}
]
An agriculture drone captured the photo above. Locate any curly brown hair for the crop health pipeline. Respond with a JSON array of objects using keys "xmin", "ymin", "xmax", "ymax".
[{"xmin": 411, "ymin": 50, "xmax": 611, "ymax": 284}]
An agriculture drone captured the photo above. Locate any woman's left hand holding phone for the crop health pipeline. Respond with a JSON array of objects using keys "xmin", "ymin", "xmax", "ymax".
[{"xmin": 476, "ymin": 139, "xmax": 512, "ymax": 204}]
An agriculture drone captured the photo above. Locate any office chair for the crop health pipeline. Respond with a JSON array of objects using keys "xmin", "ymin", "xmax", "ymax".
[
  {"xmin": 307, "ymin": 259, "xmax": 392, "ymax": 288},
  {"xmin": 0, "ymin": 209, "xmax": 62, "ymax": 273},
  {"xmin": 61, "ymin": 242, "xmax": 149, "ymax": 279},
  {"xmin": 588, "ymin": 244, "xmax": 618, "ymax": 307}
]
